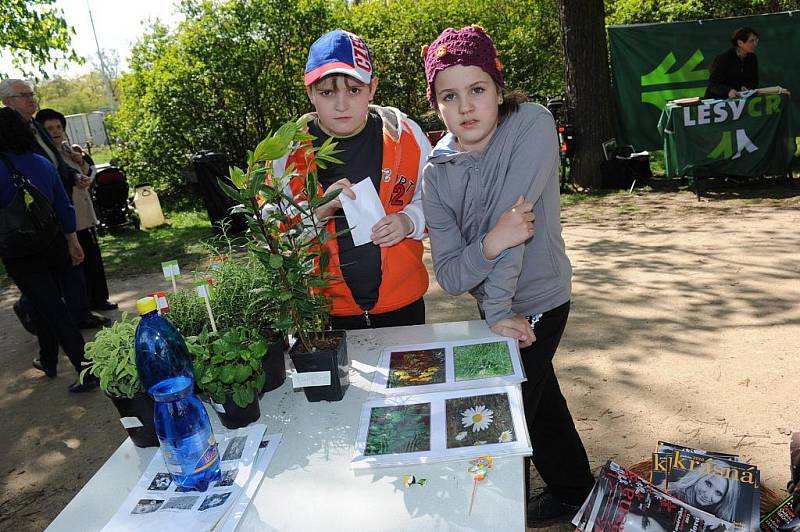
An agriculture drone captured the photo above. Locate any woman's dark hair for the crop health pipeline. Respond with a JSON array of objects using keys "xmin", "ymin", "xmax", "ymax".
[
  {"xmin": 498, "ymin": 89, "xmax": 528, "ymax": 122},
  {"xmin": 731, "ymin": 27, "xmax": 758, "ymax": 48},
  {"xmin": 35, "ymin": 108, "xmax": 67, "ymax": 128},
  {"xmin": 0, "ymin": 107, "xmax": 37, "ymax": 153}
]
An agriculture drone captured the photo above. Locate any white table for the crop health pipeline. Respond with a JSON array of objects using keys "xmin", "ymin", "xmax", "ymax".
[{"xmin": 47, "ymin": 320, "xmax": 526, "ymax": 531}]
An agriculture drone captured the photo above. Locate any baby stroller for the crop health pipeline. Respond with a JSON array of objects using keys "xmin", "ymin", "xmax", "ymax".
[{"xmin": 93, "ymin": 165, "xmax": 139, "ymax": 231}]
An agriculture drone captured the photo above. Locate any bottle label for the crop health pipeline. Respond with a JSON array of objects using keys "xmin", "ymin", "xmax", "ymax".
[{"xmin": 160, "ymin": 427, "xmax": 219, "ymax": 476}]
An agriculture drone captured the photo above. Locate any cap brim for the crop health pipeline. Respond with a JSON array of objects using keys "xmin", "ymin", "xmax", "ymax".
[{"xmin": 304, "ymin": 62, "xmax": 371, "ymax": 86}]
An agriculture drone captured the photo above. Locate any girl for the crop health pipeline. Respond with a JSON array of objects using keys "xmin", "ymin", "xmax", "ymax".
[
  {"xmin": 666, "ymin": 459, "xmax": 740, "ymax": 523},
  {"xmin": 421, "ymin": 25, "xmax": 594, "ymax": 522}
]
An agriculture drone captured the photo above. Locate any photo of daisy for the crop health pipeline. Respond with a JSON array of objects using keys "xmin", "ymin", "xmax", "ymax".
[
  {"xmin": 387, "ymin": 348, "xmax": 446, "ymax": 388},
  {"xmin": 453, "ymin": 341, "xmax": 513, "ymax": 381},
  {"xmin": 364, "ymin": 403, "xmax": 431, "ymax": 456},
  {"xmin": 445, "ymin": 393, "xmax": 516, "ymax": 448}
]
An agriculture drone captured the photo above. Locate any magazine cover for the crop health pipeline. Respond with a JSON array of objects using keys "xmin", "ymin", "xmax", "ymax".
[
  {"xmin": 656, "ymin": 448, "xmax": 760, "ymax": 531},
  {"xmin": 651, "ymin": 441, "xmax": 740, "ymax": 486},
  {"xmin": 760, "ymin": 495, "xmax": 799, "ymax": 532},
  {"xmin": 573, "ymin": 461, "xmax": 736, "ymax": 532}
]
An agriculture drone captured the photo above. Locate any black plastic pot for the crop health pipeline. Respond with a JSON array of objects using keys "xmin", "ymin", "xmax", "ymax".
[
  {"xmin": 261, "ymin": 333, "xmax": 287, "ymax": 393},
  {"xmin": 210, "ymin": 392, "xmax": 261, "ymax": 429},
  {"xmin": 289, "ymin": 330, "xmax": 349, "ymax": 402},
  {"xmin": 106, "ymin": 391, "xmax": 159, "ymax": 448}
]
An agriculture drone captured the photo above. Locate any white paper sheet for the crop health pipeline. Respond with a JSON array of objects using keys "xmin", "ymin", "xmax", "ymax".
[
  {"xmin": 102, "ymin": 424, "xmax": 267, "ymax": 532},
  {"xmin": 370, "ymin": 337, "xmax": 526, "ymax": 398},
  {"xmin": 351, "ymin": 386, "xmax": 532, "ymax": 469},
  {"xmin": 339, "ymin": 178, "xmax": 386, "ymax": 247},
  {"xmin": 213, "ymin": 433, "xmax": 282, "ymax": 532}
]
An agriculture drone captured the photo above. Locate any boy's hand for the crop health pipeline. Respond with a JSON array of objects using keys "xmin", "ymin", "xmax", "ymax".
[
  {"xmin": 483, "ymin": 196, "xmax": 534, "ymax": 260},
  {"xmin": 316, "ymin": 178, "xmax": 355, "ymax": 221},
  {"xmin": 490, "ymin": 315, "xmax": 536, "ymax": 348},
  {"xmin": 371, "ymin": 213, "xmax": 412, "ymax": 247}
]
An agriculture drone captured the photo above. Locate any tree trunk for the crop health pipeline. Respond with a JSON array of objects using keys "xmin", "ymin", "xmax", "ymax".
[{"xmin": 557, "ymin": 0, "xmax": 614, "ymax": 189}]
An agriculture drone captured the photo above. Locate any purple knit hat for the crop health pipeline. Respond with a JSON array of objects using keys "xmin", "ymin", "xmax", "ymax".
[{"xmin": 422, "ymin": 25, "xmax": 504, "ymax": 108}]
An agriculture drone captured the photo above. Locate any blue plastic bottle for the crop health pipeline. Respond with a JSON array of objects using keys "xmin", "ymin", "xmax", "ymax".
[
  {"xmin": 134, "ymin": 296, "xmax": 194, "ymax": 392},
  {"xmin": 151, "ymin": 376, "xmax": 221, "ymax": 491}
]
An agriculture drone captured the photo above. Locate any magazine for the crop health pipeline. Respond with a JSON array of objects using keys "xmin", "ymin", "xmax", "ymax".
[
  {"xmin": 573, "ymin": 461, "xmax": 736, "ymax": 532},
  {"xmin": 654, "ymin": 448, "xmax": 760, "ymax": 531},
  {"xmin": 761, "ymin": 495, "xmax": 799, "ymax": 532},
  {"xmin": 650, "ymin": 441, "xmax": 740, "ymax": 486}
]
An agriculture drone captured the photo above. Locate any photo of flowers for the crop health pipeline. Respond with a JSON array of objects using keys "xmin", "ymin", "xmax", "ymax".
[
  {"xmin": 453, "ymin": 341, "xmax": 513, "ymax": 381},
  {"xmin": 445, "ymin": 393, "xmax": 516, "ymax": 448},
  {"xmin": 364, "ymin": 403, "xmax": 431, "ymax": 456},
  {"xmin": 387, "ymin": 348, "xmax": 446, "ymax": 388}
]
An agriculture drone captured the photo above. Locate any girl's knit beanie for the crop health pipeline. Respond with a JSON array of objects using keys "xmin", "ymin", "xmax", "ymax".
[{"xmin": 422, "ymin": 25, "xmax": 504, "ymax": 108}]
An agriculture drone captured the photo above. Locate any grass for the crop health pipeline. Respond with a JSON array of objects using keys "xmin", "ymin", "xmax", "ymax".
[
  {"xmin": 97, "ymin": 209, "xmax": 215, "ymax": 278},
  {"xmin": 453, "ymin": 341, "xmax": 513, "ymax": 381},
  {"xmin": 88, "ymin": 145, "xmax": 116, "ymax": 166}
]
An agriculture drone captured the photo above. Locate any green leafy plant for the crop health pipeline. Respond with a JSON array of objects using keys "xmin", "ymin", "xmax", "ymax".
[
  {"xmin": 219, "ymin": 116, "xmax": 343, "ymax": 352},
  {"xmin": 80, "ymin": 313, "xmax": 142, "ymax": 398},
  {"xmin": 166, "ymin": 287, "xmax": 208, "ymax": 337},
  {"xmin": 365, "ymin": 403, "xmax": 431, "ymax": 456},
  {"xmin": 189, "ymin": 326, "xmax": 266, "ymax": 408}
]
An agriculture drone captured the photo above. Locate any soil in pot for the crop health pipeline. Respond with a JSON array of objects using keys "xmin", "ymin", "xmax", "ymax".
[
  {"xmin": 289, "ymin": 330, "xmax": 349, "ymax": 402},
  {"xmin": 210, "ymin": 392, "xmax": 261, "ymax": 429},
  {"xmin": 106, "ymin": 392, "xmax": 159, "ymax": 447}
]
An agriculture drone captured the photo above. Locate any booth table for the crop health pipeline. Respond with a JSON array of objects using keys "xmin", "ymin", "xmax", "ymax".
[
  {"xmin": 46, "ymin": 321, "xmax": 527, "ymax": 532},
  {"xmin": 657, "ymin": 92, "xmax": 796, "ymax": 188}
]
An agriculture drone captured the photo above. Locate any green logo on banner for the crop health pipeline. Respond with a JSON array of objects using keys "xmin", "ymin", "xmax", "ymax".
[
  {"xmin": 641, "ymin": 51, "xmax": 710, "ymax": 110},
  {"xmin": 708, "ymin": 129, "xmax": 759, "ymax": 160}
]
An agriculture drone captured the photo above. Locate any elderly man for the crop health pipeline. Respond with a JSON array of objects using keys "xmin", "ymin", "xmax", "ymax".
[{"xmin": 1, "ymin": 79, "xmax": 111, "ymax": 330}]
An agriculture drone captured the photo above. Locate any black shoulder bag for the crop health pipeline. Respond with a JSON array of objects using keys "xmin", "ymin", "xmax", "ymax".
[{"xmin": 0, "ymin": 153, "xmax": 60, "ymax": 259}]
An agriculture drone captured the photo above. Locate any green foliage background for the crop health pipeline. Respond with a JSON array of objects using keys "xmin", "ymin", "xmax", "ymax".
[{"xmin": 109, "ymin": 0, "xmax": 562, "ymax": 198}]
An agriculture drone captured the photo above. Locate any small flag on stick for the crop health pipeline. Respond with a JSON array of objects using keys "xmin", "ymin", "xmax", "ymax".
[
  {"xmin": 147, "ymin": 291, "xmax": 169, "ymax": 314},
  {"xmin": 195, "ymin": 278, "xmax": 217, "ymax": 333},
  {"xmin": 161, "ymin": 260, "xmax": 180, "ymax": 293}
]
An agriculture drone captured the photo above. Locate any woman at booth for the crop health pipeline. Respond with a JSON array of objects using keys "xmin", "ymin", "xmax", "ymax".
[{"xmin": 705, "ymin": 27, "xmax": 759, "ymax": 100}]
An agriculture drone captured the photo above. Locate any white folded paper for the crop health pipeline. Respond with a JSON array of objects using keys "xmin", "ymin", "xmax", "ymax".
[{"xmin": 339, "ymin": 178, "xmax": 386, "ymax": 247}]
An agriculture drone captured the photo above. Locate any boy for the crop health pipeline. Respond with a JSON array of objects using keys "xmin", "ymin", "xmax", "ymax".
[{"xmin": 285, "ymin": 30, "xmax": 431, "ymax": 329}]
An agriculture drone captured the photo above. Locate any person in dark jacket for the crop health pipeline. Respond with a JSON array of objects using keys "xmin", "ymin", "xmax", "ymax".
[
  {"xmin": 705, "ymin": 27, "xmax": 759, "ymax": 100},
  {"xmin": 0, "ymin": 107, "xmax": 99, "ymax": 393}
]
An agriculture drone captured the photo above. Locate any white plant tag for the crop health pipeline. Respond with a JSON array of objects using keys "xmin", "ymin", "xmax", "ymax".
[
  {"xmin": 290, "ymin": 371, "xmax": 331, "ymax": 388},
  {"xmin": 210, "ymin": 400, "xmax": 226, "ymax": 414},
  {"xmin": 120, "ymin": 417, "xmax": 144, "ymax": 429}
]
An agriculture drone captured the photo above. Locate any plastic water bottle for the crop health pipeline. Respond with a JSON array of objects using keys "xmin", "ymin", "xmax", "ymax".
[
  {"xmin": 151, "ymin": 375, "xmax": 221, "ymax": 491},
  {"xmin": 134, "ymin": 296, "xmax": 194, "ymax": 392}
]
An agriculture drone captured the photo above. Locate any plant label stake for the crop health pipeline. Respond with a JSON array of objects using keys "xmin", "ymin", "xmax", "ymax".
[
  {"xmin": 467, "ymin": 456, "xmax": 493, "ymax": 516},
  {"xmin": 147, "ymin": 291, "xmax": 169, "ymax": 314},
  {"xmin": 161, "ymin": 260, "xmax": 180, "ymax": 293},
  {"xmin": 195, "ymin": 278, "xmax": 217, "ymax": 333}
]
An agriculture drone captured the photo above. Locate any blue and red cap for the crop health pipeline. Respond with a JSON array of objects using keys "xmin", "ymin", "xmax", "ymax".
[{"xmin": 304, "ymin": 30, "xmax": 374, "ymax": 86}]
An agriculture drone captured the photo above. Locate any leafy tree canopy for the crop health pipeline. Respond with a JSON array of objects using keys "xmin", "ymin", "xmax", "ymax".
[
  {"xmin": 606, "ymin": 0, "xmax": 800, "ymax": 24},
  {"xmin": 1, "ymin": 0, "xmax": 81, "ymax": 77}
]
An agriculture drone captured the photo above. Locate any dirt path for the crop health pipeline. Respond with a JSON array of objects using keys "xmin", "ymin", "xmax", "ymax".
[{"xmin": 2, "ymin": 182, "xmax": 798, "ymax": 531}]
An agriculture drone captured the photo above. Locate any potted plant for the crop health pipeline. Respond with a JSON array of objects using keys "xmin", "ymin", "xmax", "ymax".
[
  {"xmin": 205, "ymin": 238, "xmax": 287, "ymax": 393},
  {"xmin": 189, "ymin": 326, "xmax": 266, "ymax": 428},
  {"xmin": 80, "ymin": 313, "xmax": 159, "ymax": 447},
  {"xmin": 219, "ymin": 117, "xmax": 349, "ymax": 402}
]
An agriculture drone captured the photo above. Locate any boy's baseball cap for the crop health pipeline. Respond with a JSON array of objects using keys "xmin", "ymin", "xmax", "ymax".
[{"xmin": 304, "ymin": 30, "xmax": 374, "ymax": 86}]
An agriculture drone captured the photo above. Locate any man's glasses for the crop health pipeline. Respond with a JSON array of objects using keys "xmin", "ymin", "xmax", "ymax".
[{"xmin": 10, "ymin": 92, "xmax": 36, "ymax": 100}]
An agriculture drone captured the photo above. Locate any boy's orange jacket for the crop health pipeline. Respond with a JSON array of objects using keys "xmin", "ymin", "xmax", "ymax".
[{"xmin": 285, "ymin": 107, "xmax": 429, "ymax": 317}]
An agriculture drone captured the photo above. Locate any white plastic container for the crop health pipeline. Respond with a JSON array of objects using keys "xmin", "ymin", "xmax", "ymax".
[{"xmin": 133, "ymin": 185, "xmax": 166, "ymax": 229}]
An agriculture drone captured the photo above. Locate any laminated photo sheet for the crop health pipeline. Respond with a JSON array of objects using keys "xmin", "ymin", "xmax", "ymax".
[
  {"xmin": 214, "ymin": 433, "xmax": 282, "ymax": 532},
  {"xmin": 351, "ymin": 385, "xmax": 531, "ymax": 469},
  {"xmin": 370, "ymin": 337, "xmax": 526, "ymax": 398},
  {"xmin": 102, "ymin": 423, "xmax": 267, "ymax": 532}
]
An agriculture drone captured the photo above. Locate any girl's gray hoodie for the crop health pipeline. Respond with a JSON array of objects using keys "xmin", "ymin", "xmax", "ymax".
[{"xmin": 422, "ymin": 103, "xmax": 571, "ymax": 326}]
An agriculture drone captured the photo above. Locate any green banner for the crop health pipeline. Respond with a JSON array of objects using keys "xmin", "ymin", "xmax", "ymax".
[
  {"xmin": 608, "ymin": 11, "xmax": 800, "ymax": 150},
  {"xmin": 657, "ymin": 93, "xmax": 795, "ymax": 177}
]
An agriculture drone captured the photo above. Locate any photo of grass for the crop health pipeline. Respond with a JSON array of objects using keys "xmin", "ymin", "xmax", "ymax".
[
  {"xmin": 364, "ymin": 403, "xmax": 431, "ymax": 456},
  {"xmin": 387, "ymin": 348, "xmax": 446, "ymax": 388},
  {"xmin": 445, "ymin": 393, "xmax": 516, "ymax": 448},
  {"xmin": 453, "ymin": 341, "xmax": 513, "ymax": 381}
]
